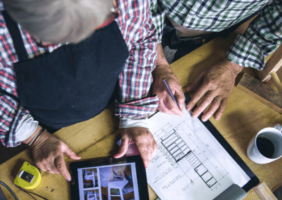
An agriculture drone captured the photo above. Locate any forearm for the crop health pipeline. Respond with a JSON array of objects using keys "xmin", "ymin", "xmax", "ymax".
[
  {"xmin": 156, "ymin": 43, "xmax": 169, "ymax": 67},
  {"xmin": 223, "ymin": 58, "xmax": 244, "ymax": 76},
  {"xmin": 153, "ymin": 44, "xmax": 174, "ymax": 78}
]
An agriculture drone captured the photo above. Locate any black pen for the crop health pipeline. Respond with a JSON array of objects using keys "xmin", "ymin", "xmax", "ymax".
[{"xmin": 162, "ymin": 78, "xmax": 180, "ymax": 108}]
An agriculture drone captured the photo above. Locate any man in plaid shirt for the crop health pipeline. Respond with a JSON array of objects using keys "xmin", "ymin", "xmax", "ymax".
[
  {"xmin": 150, "ymin": 0, "xmax": 282, "ymax": 122},
  {"xmin": 0, "ymin": 0, "xmax": 160, "ymax": 180}
]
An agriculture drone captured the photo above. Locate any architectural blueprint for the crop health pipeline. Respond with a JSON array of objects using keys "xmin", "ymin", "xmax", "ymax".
[{"xmin": 146, "ymin": 109, "xmax": 250, "ymax": 200}]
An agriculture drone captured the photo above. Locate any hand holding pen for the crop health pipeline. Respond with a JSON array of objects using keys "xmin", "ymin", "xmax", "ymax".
[
  {"xmin": 160, "ymin": 78, "xmax": 184, "ymax": 116},
  {"xmin": 162, "ymin": 78, "xmax": 180, "ymax": 108}
]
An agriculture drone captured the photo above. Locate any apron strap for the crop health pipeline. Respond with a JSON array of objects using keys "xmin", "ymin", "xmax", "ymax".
[{"xmin": 2, "ymin": 11, "xmax": 28, "ymax": 62}]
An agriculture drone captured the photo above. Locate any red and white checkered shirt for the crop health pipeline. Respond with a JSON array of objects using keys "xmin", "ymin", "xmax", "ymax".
[{"xmin": 0, "ymin": 0, "xmax": 159, "ymax": 147}]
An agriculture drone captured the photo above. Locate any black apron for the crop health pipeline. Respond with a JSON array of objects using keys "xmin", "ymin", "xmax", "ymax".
[{"xmin": 2, "ymin": 11, "xmax": 129, "ymax": 129}]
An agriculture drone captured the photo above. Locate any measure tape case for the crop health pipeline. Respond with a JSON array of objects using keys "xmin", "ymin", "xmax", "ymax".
[{"xmin": 14, "ymin": 161, "xmax": 41, "ymax": 190}]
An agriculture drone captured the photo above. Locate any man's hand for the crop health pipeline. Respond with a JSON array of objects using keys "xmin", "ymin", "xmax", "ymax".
[
  {"xmin": 114, "ymin": 127, "xmax": 158, "ymax": 168},
  {"xmin": 30, "ymin": 130, "xmax": 81, "ymax": 181},
  {"xmin": 152, "ymin": 44, "xmax": 185, "ymax": 116},
  {"xmin": 185, "ymin": 58, "xmax": 243, "ymax": 121}
]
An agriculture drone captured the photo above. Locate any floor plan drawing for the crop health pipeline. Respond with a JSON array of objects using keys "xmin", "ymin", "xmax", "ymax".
[
  {"xmin": 155, "ymin": 122, "xmax": 228, "ymax": 189},
  {"xmin": 146, "ymin": 110, "xmax": 250, "ymax": 200}
]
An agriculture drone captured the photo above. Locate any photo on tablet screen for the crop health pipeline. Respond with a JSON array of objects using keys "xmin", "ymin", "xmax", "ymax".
[
  {"xmin": 82, "ymin": 168, "xmax": 98, "ymax": 188},
  {"xmin": 84, "ymin": 189, "xmax": 100, "ymax": 200},
  {"xmin": 77, "ymin": 163, "xmax": 139, "ymax": 200}
]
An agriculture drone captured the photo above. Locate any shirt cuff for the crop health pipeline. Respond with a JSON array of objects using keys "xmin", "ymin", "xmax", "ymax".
[
  {"xmin": 226, "ymin": 34, "xmax": 265, "ymax": 70},
  {"xmin": 15, "ymin": 114, "xmax": 38, "ymax": 143},
  {"xmin": 119, "ymin": 117, "xmax": 150, "ymax": 129},
  {"xmin": 4, "ymin": 106, "xmax": 29, "ymax": 147},
  {"xmin": 115, "ymin": 96, "xmax": 159, "ymax": 118}
]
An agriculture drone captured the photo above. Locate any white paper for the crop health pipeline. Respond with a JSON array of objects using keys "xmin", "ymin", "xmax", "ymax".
[{"xmin": 147, "ymin": 109, "xmax": 250, "ymax": 200}]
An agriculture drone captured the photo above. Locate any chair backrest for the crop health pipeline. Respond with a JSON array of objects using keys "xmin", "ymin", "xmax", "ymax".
[
  {"xmin": 257, "ymin": 44, "xmax": 282, "ymax": 82},
  {"xmin": 257, "ymin": 44, "xmax": 282, "ymax": 99}
]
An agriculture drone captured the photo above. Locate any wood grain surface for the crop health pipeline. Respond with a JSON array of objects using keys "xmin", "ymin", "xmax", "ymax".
[{"xmin": 237, "ymin": 73, "xmax": 282, "ymax": 113}]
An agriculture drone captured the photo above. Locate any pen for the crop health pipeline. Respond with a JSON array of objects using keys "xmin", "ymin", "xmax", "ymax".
[{"xmin": 162, "ymin": 78, "xmax": 180, "ymax": 108}]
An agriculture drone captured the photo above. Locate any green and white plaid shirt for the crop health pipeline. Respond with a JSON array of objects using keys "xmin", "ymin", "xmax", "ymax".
[{"xmin": 151, "ymin": 0, "xmax": 282, "ymax": 70}]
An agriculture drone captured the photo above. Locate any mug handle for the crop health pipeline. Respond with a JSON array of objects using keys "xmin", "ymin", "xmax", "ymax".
[{"xmin": 274, "ymin": 124, "xmax": 282, "ymax": 132}]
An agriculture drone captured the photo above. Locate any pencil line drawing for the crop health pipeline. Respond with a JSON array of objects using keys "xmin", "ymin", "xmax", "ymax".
[{"xmin": 155, "ymin": 122, "xmax": 229, "ymax": 189}]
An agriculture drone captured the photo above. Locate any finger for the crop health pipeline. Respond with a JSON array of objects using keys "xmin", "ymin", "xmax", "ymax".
[
  {"xmin": 136, "ymin": 142, "xmax": 150, "ymax": 168},
  {"xmin": 54, "ymin": 154, "xmax": 71, "ymax": 181},
  {"xmin": 163, "ymin": 96, "xmax": 183, "ymax": 116},
  {"xmin": 185, "ymin": 73, "xmax": 203, "ymax": 92},
  {"xmin": 191, "ymin": 92, "xmax": 215, "ymax": 118},
  {"xmin": 201, "ymin": 97, "xmax": 222, "ymax": 122},
  {"xmin": 153, "ymin": 141, "xmax": 158, "ymax": 154},
  {"xmin": 147, "ymin": 140, "xmax": 158, "ymax": 167},
  {"xmin": 214, "ymin": 98, "xmax": 228, "ymax": 120},
  {"xmin": 174, "ymin": 89, "xmax": 185, "ymax": 111},
  {"xmin": 35, "ymin": 160, "xmax": 48, "ymax": 172},
  {"xmin": 114, "ymin": 136, "xmax": 130, "ymax": 158},
  {"xmin": 150, "ymin": 141, "xmax": 158, "ymax": 163},
  {"xmin": 47, "ymin": 168, "xmax": 54, "ymax": 174},
  {"xmin": 186, "ymin": 84, "xmax": 210, "ymax": 112},
  {"xmin": 63, "ymin": 144, "xmax": 81, "ymax": 160},
  {"xmin": 42, "ymin": 160, "xmax": 53, "ymax": 174},
  {"xmin": 148, "ymin": 148, "xmax": 153, "ymax": 166},
  {"xmin": 49, "ymin": 161, "xmax": 60, "ymax": 174}
]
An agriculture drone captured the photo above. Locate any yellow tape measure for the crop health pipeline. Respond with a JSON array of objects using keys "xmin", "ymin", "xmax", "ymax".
[{"xmin": 14, "ymin": 161, "xmax": 41, "ymax": 190}]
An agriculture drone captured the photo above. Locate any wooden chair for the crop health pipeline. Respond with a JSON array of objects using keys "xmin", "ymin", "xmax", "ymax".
[
  {"xmin": 237, "ymin": 44, "xmax": 282, "ymax": 113},
  {"xmin": 257, "ymin": 44, "xmax": 282, "ymax": 95}
]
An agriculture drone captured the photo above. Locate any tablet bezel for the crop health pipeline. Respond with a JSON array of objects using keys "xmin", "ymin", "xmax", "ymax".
[{"xmin": 69, "ymin": 155, "xmax": 149, "ymax": 200}]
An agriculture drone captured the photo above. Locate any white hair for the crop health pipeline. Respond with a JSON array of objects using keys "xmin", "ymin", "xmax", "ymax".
[{"xmin": 3, "ymin": 0, "xmax": 113, "ymax": 43}]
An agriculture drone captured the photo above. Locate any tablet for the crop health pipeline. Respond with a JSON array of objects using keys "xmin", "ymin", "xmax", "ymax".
[{"xmin": 69, "ymin": 155, "xmax": 149, "ymax": 200}]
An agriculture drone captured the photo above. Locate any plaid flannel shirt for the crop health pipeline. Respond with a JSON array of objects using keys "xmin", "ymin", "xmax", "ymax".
[
  {"xmin": 0, "ymin": 0, "xmax": 158, "ymax": 147},
  {"xmin": 151, "ymin": 0, "xmax": 282, "ymax": 70}
]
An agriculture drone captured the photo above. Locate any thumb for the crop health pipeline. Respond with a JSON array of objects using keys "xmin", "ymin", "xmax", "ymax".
[
  {"xmin": 185, "ymin": 73, "xmax": 203, "ymax": 92},
  {"xmin": 114, "ymin": 136, "xmax": 130, "ymax": 159},
  {"xmin": 63, "ymin": 143, "xmax": 81, "ymax": 160}
]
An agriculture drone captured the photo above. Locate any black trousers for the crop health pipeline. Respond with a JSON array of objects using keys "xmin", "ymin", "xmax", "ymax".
[{"xmin": 161, "ymin": 23, "xmax": 217, "ymax": 62}]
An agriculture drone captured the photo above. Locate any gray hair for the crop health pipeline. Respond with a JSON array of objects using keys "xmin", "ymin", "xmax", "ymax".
[{"xmin": 3, "ymin": 0, "xmax": 113, "ymax": 43}]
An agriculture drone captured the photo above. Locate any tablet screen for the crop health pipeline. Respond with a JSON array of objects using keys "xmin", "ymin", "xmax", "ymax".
[{"xmin": 77, "ymin": 162, "xmax": 140, "ymax": 200}]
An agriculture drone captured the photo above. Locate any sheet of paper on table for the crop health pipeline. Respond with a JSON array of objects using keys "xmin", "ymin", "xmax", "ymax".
[{"xmin": 146, "ymin": 108, "xmax": 250, "ymax": 200}]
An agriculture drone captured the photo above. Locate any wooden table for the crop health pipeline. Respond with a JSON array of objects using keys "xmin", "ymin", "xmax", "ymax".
[{"xmin": 1, "ymin": 33, "xmax": 282, "ymax": 200}]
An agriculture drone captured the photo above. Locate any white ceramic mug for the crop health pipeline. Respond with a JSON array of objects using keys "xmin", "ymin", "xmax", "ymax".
[{"xmin": 247, "ymin": 125, "xmax": 282, "ymax": 164}]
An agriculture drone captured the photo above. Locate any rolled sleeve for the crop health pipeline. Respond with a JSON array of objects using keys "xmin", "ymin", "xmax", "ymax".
[
  {"xmin": 227, "ymin": 0, "xmax": 282, "ymax": 70},
  {"xmin": 0, "ymin": 94, "xmax": 29, "ymax": 147},
  {"xmin": 115, "ymin": 96, "xmax": 159, "ymax": 118},
  {"xmin": 227, "ymin": 34, "xmax": 265, "ymax": 69},
  {"xmin": 115, "ymin": 0, "xmax": 159, "ymax": 118}
]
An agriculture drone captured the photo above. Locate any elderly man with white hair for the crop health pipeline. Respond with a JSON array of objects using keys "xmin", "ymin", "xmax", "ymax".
[{"xmin": 0, "ymin": 0, "xmax": 164, "ymax": 181}]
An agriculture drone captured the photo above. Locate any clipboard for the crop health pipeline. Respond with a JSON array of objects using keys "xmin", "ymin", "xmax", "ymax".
[
  {"xmin": 122, "ymin": 93, "xmax": 259, "ymax": 200},
  {"xmin": 185, "ymin": 93, "xmax": 259, "ymax": 194}
]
